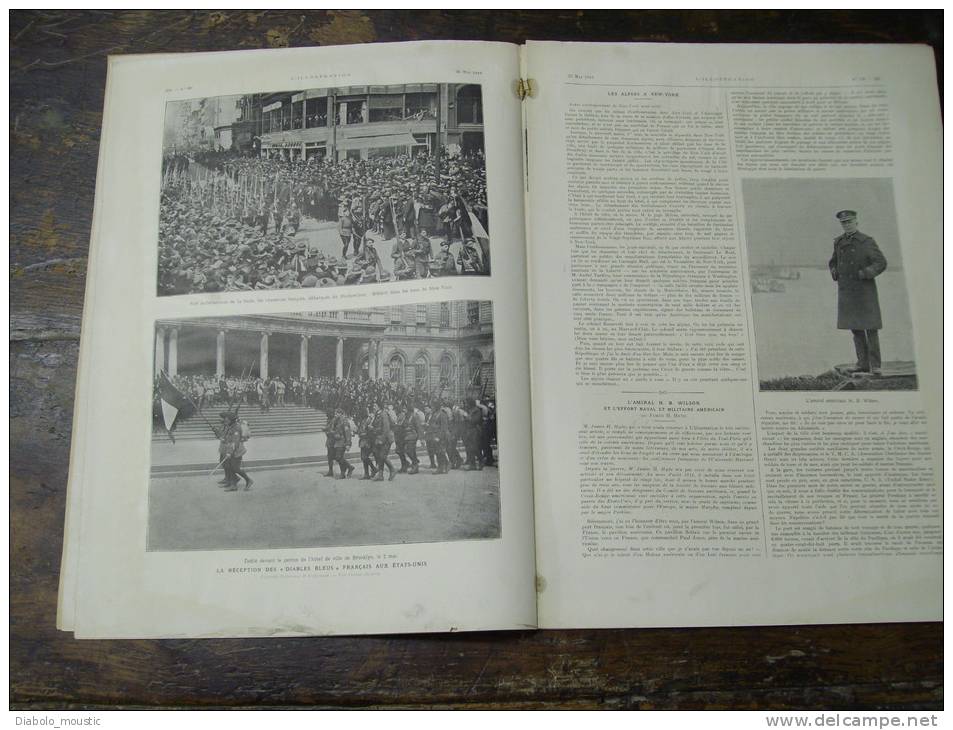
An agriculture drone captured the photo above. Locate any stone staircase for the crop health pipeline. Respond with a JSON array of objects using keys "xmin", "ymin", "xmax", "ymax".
[{"xmin": 153, "ymin": 403, "xmax": 328, "ymax": 441}]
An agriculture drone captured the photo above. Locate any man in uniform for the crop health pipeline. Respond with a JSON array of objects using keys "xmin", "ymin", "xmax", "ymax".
[
  {"xmin": 357, "ymin": 408, "xmax": 378, "ymax": 480},
  {"xmin": 457, "ymin": 238, "xmax": 483, "ymax": 275},
  {"xmin": 357, "ymin": 235, "xmax": 384, "ymax": 281},
  {"xmin": 828, "ymin": 210, "xmax": 888, "ymax": 376},
  {"xmin": 217, "ymin": 411, "xmax": 236, "ymax": 487},
  {"xmin": 406, "ymin": 403, "xmax": 425, "ymax": 475},
  {"xmin": 412, "ymin": 229, "xmax": 433, "ymax": 279},
  {"xmin": 448, "ymin": 400, "xmax": 467, "ymax": 470},
  {"xmin": 338, "ymin": 204, "xmax": 354, "ymax": 259},
  {"xmin": 432, "ymin": 240, "xmax": 458, "ymax": 277},
  {"xmin": 464, "ymin": 398, "xmax": 484, "ymax": 471},
  {"xmin": 426, "ymin": 403, "xmax": 450, "ymax": 475},
  {"xmin": 330, "ymin": 407, "xmax": 355, "ymax": 479},
  {"xmin": 392, "ymin": 405, "xmax": 409, "ymax": 473},
  {"xmin": 219, "ymin": 411, "xmax": 253, "ymax": 491},
  {"xmin": 370, "ymin": 402, "xmax": 396, "ymax": 481},
  {"xmin": 324, "ymin": 409, "xmax": 339, "ymax": 478}
]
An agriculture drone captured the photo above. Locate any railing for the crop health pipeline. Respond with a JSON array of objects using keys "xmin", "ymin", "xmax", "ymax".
[{"xmin": 342, "ymin": 311, "xmax": 372, "ymax": 322}]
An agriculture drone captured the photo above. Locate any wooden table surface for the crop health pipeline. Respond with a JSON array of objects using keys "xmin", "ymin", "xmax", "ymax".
[{"xmin": 10, "ymin": 10, "xmax": 942, "ymax": 710}]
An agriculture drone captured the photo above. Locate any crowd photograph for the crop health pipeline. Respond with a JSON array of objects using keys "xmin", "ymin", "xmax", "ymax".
[
  {"xmin": 157, "ymin": 83, "xmax": 491, "ymax": 296},
  {"xmin": 147, "ymin": 301, "xmax": 501, "ymax": 551},
  {"xmin": 156, "ymin": 372, "xmax": 497, "ymax": 481}
]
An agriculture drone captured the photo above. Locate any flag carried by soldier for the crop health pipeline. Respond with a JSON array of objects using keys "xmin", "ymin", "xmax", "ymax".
[
  {"xmin": 461, "ymin": 195, "xmax": 489, "ymax": 241},
  {"xmin": 156, "ymin": 370, "xmax": 192, "ymax": 443}
]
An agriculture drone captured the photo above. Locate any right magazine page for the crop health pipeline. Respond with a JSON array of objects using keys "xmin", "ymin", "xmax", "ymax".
[{"xmin": 523, "ymin": 42, "xmax": 942, "ymax": 628}]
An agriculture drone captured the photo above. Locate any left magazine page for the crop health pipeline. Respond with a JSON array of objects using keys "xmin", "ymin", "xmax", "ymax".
[{"xmin": 57, "ymin": 40, "xmax": 536, "ymax": 637}]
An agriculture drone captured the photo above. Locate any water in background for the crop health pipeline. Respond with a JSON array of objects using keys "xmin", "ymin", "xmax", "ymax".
[{"xmin": 750, "ymin": 268, "xmax": 915, "ymax": 382}]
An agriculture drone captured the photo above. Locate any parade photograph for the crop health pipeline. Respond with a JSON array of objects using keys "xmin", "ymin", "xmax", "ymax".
[
  {"xmin": 741, "ymin": 177, "xmax": 917, "ymax": 392},
  {"xmin": 157, "ymin": 82, "xmax": 491, "ymax": 296},
  {"xmin": 148, "ymin": 300, "xmax": 500, "ymax": 551}
]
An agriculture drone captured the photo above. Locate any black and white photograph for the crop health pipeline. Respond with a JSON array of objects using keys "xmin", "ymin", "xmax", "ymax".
[
  {"xmin": 742, "ymin": 178, "xmax": 916, "ymax": 391},
  {"xmin": 149, "ymin": 300, "xmax": 500, "ymax": 551},
  {"xmin": 158, "ymin": 83, "xmax": 490, "ymax": 296}
]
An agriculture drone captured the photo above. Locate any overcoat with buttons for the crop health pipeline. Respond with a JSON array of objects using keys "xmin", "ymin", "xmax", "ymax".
[{"xmin": 828, "ymin": 231, "xmax": 887, "ymax": 330}]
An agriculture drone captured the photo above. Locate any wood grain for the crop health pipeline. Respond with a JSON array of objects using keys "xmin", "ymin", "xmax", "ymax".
[{"xmin": 10, "ymin": 10, "xmax": 942, "ymax": 710}]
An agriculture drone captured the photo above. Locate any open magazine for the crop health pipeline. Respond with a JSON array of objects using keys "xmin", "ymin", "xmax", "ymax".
[{"xmin": 58, "ymin": 41, "xmax": 942, "ymax": 638}]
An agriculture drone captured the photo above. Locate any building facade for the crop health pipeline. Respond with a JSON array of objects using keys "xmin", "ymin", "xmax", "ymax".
[
  {"xmin": 155, "ymin": 301, "xmax": 495, "ymax": 399},
  {"xmin": 233, "ymin": 83, "xmax": 484, "ymax": 162},
  {"xmin": 164, "ymin": 96, "xmax": 244, "ymax": 153}
]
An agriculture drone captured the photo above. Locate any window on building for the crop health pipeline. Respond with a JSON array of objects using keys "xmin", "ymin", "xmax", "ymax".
[
  {"xmin": 440, "ymin": 303, "xmax": 450, "ymax": 328},
  {"xmin": 416, "ymin": 305, "xmax": 428, "ymax": 325},
  {"xmin": 338, "ymin": 100, "xmax": 367, "ymax": 125},
  {"xmin": 390, "ymin": 306, "xmax": 403, "ymax": 323},
  {"xmin": 368, "ymin": 93, "xmax": 405, "ymax": 123},
  {"xmin": 468, "ymin": 352, "xmax": 483, "ymax": 390},
  {"xmin": 415, "ymin": 356, "xmax": 429, "ymax": 391},
  {"xmin": 305, "ymin": 97, "xmax": 327, "ymax": 128},
  {"xmin": 439, "ymin": 353, "xmax": 454, "ymax": 388},
  {"xmin": 292, "ymin": 100, "xmax": 304, "ymax": 129},
  {"xmin": 388, "ymin": 354, "xmax": 404, "ymax": 383},
  {"xmin": 456, "ymin": 86, "xmax": 483, "ymax": 124},
  {"xmin": 467, "ymin": 301, "xmax": 480, "ymax": 327},
  {"xmin": 404, "ymin": 92, "xmax": 437, "ymax": 120}
]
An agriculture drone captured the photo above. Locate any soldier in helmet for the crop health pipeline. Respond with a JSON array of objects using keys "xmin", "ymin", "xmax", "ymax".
[
  {"xmin": 357, "ymin": 407, "xmax": 378, "ymax": 480},
  {"xmin": 218, "ymin": 411, "xmax": 254, "ymax": 491},
  {"xmin": 330, "ymin": 407, "xmax": 355, "ymax": 479},
  {"xmin": 425, "ymin": 403, "xmax": 449, "ymax": 475},
  {"xmin": 370, "ymin": 402, "xmax": 396, "ymax": 481}
]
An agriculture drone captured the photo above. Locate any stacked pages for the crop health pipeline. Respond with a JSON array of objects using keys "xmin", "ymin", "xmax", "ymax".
[{"xmin": 59, "ymin": 41, "xmax": 941, "ymax": 637}]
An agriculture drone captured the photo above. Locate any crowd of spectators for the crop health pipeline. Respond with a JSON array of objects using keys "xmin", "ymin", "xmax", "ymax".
[
  {"xmin": 157, "ymin": 149, "xmax": 490, "ymax": 296},
  {"xmin": 153, "ymin": 372, "xmax": 497, "ymax": 471},
  {"xmin": 156, "ymin": 372, "xmax": 484, "ymax": 420}
]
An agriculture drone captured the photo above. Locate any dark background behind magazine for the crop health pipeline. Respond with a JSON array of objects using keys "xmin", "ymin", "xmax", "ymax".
[{"xmin": 10, "ymin": 10, "xmax": 942, "ymax": 710}]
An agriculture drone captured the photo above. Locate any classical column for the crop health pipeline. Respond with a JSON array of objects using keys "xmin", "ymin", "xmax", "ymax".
[
  {"xmin": 154, "ymin": 326, "xmax": 165, "ymax": 374},
  {"xmin": 376, "ymin": 339, "xmax": 384, "ymax": 380},
  {"xmin": 260, "ymin": 332, "xmax": 269, "ymax": 380},
  {"xmin": 216, "ymin": 330, "xmax": 225, "ymax": 378},
  {"xmin": 167, "ymin": 328, "xmax": 179, "ymax": 377},
  {"xmin": 335, "ymin": 336, "xmax": 344, "ymax": 379},
  {"xmin": 368, "ymin": 340, "xmax": 378, "ymax": 380},
  {"xmin": 299, "ymin": 335, "xmax": 309, "ymax": 379}
]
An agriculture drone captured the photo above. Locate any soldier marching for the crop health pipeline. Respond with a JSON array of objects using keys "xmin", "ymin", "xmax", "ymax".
[{"xmin": 158, "ymin": 148, "xmax": 490, "ymax": 296}]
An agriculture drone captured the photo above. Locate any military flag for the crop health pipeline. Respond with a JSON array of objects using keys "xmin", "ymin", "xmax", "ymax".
[
  {"xmin": 156, "ymin": 370, "xmax": 191, "ymax": 443},
  {"xmin": 461, "ymin": 196, "xmax": 489, "ymax": 240}
]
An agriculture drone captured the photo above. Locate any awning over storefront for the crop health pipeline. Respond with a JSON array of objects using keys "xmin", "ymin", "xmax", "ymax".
[{"xmin": 336, "ymin": 132, "xmax": 425, "ymax": 152}]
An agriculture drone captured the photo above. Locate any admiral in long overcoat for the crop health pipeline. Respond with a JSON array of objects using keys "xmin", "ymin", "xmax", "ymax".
[{"xmin": 828, "ymin": 217, "xmax": 887, "ymax": 330}]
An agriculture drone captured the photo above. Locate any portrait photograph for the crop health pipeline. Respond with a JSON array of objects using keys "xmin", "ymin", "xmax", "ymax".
[{"xmin": 741, "ymin": 177, "xmax": 917, "ymax": 391}]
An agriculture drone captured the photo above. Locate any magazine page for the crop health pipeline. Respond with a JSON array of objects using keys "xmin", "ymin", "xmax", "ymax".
[
  {"xmin": 523, "ymin": 41, "xmax": 941, "ymax": 628},
  {"xmin": 59, "ymin": 40, "xmax": 536, "ymax": 637}
]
